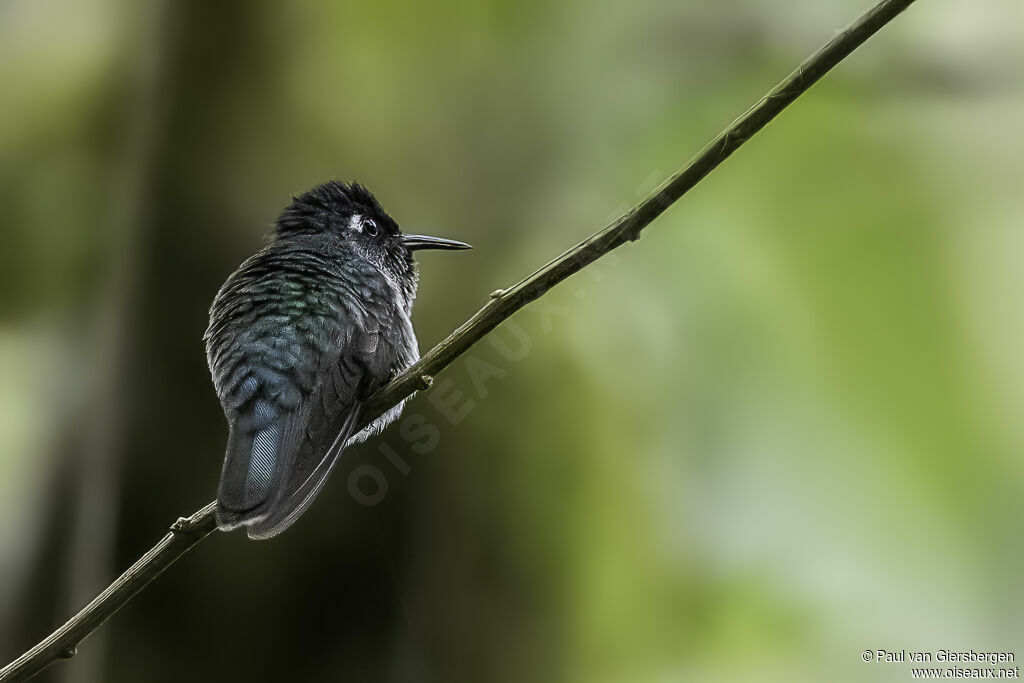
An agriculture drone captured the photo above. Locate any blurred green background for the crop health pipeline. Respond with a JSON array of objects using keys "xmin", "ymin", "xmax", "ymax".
[{"xmin": 1, "ymin": 1, "xmax": 1022, "ymax": 681}]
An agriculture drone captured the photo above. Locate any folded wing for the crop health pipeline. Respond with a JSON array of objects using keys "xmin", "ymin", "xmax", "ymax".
[{"xmin": 214, "ymin": 318, "xmax": 385, "ymax": 539}]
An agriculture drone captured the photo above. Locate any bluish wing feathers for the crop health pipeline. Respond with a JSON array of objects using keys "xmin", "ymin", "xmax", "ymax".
[
  {"xmin": 207, "ymin": 238, "xmax": 415, "ymax": 539},
  {"xmin": 213, "ymin": 321, "xmax": 386, "ymax": 537}
]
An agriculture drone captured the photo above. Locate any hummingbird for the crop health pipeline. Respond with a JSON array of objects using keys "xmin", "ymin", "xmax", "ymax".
[{"xmin": 205, "ymin": 181, "xmax": 470, "ymax": 539}]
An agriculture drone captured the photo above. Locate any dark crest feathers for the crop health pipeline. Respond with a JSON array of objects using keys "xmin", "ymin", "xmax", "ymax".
[{"xmin": 275, "ymin": 180, "xmax": 394, "ymax": 238}]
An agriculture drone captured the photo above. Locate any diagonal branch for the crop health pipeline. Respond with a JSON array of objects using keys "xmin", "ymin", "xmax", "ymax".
[{"xmin": 0, "ymin": 0, "xmax": 918, "ymax": 679}]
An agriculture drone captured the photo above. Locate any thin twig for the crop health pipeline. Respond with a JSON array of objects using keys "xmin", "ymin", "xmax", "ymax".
[
  {"xmin": 0, "ymin": 0, "xmax": 918, "ymax": 679},
  {"xmin": 1, "ymin": 504, "xmax": 218, "ymax": 683}
]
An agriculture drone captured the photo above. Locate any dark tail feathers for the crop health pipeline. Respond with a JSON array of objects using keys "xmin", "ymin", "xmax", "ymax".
[{"xmin": 215, "ymin": 398, "xmax": 282, "ymax": 530}]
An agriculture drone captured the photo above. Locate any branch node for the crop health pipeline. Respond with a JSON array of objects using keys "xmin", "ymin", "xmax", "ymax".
[
  {"xmin": 612, "ymin": 210, "xmax": 644, "ymax": 244},
  {"xmin": 625, "ymin": 214, "xmax": 644, "ymax": 242},
  {"xmin": 0, "ymin": 1, "xmax": 921, "ymax": 676}
]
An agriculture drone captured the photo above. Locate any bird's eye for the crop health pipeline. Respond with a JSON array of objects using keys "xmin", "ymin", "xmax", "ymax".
[{"xmin": 362, "ymin": 218, "xmax": 379, "ymax": 237}]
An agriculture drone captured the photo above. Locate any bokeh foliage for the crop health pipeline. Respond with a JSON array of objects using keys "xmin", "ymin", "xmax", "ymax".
[{"xmin": 1, "ymin": 1, "xmax": 1022, "ymax": 681}]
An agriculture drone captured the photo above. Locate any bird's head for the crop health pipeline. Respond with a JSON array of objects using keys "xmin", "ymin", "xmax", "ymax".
[{"xmin": 275, "ymin": 180, "xmax": 470, "ymax": 290}]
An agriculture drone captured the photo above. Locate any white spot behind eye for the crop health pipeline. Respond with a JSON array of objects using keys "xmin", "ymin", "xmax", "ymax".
[{"xmin": 348, "ymin": 214, "xmax": 362, "ymax": 232}]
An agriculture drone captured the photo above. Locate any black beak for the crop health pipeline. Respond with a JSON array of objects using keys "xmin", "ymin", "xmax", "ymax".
[{"xmin": 402, "ymin": 234, "xmax": 473, "ymax": 251}]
